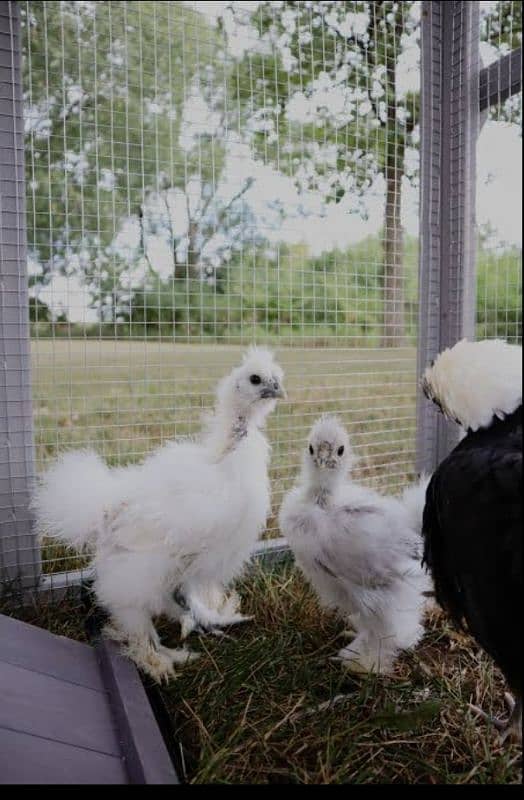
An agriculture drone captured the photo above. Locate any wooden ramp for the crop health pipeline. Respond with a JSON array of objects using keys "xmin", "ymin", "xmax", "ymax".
[{"xmin": 0, "ymin": 614, "xmax": 178, "ymax": 784}]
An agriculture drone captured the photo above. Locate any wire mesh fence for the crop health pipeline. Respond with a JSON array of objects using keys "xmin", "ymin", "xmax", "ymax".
[
  {"xmin": 20, "ymin": 0, "xmax": 422, "ymax": 584},
  {"xmin": 477, "ymin": 0, "xmax": 521, "ymax": 343},
  {"xmin": 0, "ymin": 0, "xmax": 521, "ymax": 593}
]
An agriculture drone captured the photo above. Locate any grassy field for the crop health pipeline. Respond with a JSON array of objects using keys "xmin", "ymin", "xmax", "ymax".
[{"xmin": 31, "ymin": 339, "xmax": 418, "ymax": 573}]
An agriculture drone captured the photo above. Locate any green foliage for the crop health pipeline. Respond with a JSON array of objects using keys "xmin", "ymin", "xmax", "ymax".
[
  {"xmin": 476, "ymin": 244, "xmax": 522, "ymax": 343},
  {"xmin": 28, "ymin": 296, "xmax": 51, "ymax": 323},
  {"xmin": 482, "ymin": 1, "xmax": 522, "ymax": 51},
  {"xmin": 32, "ymin": 235, "xmax": 520, "ymax": 347},
  {"xmin": 102, "ymin": 236, "xmax": 419, "ymax": 344}
]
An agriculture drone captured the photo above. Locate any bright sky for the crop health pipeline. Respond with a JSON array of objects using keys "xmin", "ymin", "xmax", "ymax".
[{"xmin": 35, "ymin": 1, "xmax": 522, "ymax": 322}]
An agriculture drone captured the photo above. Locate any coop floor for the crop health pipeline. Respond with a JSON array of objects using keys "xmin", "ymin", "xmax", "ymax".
[{"xmin": 4, "ymin": 561, "xmax": 521, "ymax": 785}]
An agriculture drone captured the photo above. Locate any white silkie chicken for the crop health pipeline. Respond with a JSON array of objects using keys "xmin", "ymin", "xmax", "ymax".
[
  {"xmin": 33, "ymin": 347, "xmax": 285, "ymax": 682},
  {"xmin": 279, "ymin": 415, "xmax": 432, "ymax": 675}
]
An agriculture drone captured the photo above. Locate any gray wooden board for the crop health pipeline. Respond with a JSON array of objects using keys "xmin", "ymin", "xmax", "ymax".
[
  {"xmin": 0, "ymin": 661, "xmax": 121, "ymax": 756},
  {"xmin": 0, "ymin": 728, "xmax": 128, "ymax": 784},
  {"xmin": 0, "ymin": 613, "xmax": 104, "ymax": 690},
  {"xmin": 97, "ymin": 639, "xmax": 179, "ymax": 785},
  {"xmin": 0, "ymin": 613, "xmax": 179, "ymax": 784}
]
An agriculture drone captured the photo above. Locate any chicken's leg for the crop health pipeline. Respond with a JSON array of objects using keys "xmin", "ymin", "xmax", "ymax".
[
  {"xmin": 172, "ymin": 586, "xmax": 253, "ymax": 640},
  {"xmin": 335, "ymin": 632, "xmax": 396, "ymax": 675},
  {"xmin": 105, "ymin": 606, "xmax": 198, "ymax": 683},
  {"xmin": 339, "ymin": 612, "xmax": 361, "ymax": 639}
]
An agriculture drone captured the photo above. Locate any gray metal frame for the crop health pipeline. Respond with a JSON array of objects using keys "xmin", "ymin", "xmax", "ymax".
[
  {"xmin": 479, "ymin": 47, "xmax": 522, "ymax": 111},
  {"xmin": 416, "ymin": 2, "xmax": 522, "ymax": 476},
  {"xmin": 0, "ymin": 0, "xmax": 40, "ymax": 595},
  {"xmin": 416, "ymin": 0, "xmax": 481, "ymax": 474}
]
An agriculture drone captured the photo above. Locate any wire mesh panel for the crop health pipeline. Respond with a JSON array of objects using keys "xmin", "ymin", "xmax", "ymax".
[
  {"xmin": 11, "ymin": 0, "xmax": 425, "ymax": 587},
  {"xmin": 477, "ymin": 1, "xmax": 522, "ymax": 344}
]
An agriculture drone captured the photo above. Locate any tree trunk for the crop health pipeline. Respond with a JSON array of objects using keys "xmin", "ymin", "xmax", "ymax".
[
  {"xmin": 380, "ymin": 4, "xmax": 406, "ymax": 348},
  {"xmin": 185, "ymin": 221, "xmax": 200, "ymax": 279},
  {"xmin": 382, "ymin": 139, "xmax": 406, "ymax": 347}
]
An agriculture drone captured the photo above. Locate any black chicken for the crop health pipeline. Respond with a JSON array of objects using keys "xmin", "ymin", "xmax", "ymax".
[{"xmin": 421, "ymin": 338, "xmax": 522, "ymax": 743}]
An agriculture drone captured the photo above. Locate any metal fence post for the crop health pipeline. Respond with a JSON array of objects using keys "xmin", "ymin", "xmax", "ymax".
[
  {"xmin": 416, "ymin": 1, "xmax": 480, "ymax": 475},
  {"xmin": 0, "ymin": 0, "xmax": 40, "ymax": 595}
]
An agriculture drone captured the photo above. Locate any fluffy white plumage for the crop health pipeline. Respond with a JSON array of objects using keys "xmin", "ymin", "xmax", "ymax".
[
  {"xmin": 33, "ymin": 347, "xmax": 285, "ymax": 682},
  {"xmin": 279, "ymin": 415, "xmax": 432, "ymax": 675},
  {"xmin": 421, "ymin": 338, "xmax": 522, "ymax": 432}
]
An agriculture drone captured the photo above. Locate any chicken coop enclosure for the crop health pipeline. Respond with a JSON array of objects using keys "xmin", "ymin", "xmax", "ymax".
[{"xmin": 0, "ymin": 0, "xmax": 522, "ymax": 600}]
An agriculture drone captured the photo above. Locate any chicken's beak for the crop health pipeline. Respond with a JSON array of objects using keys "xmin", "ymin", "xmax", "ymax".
[
  {"xmin": 273, "ymin": 383, "xmax": 287, "ymax": 400},
  {"xmin": 261, "ymin": 380, "xmax": 286, "ymax": 400},
  {"xmin": 420, "ymin": 374, "xmax": 432, "ymax": 401}
]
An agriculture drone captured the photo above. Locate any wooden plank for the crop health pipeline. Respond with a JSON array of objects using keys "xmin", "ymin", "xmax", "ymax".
[
  {"xmin": 0, "ymin": 613, "xmax": 104, "ymax": 691},
  {"xmin": 0, "ymin": 728, "xmax": 128, "ymax": 784},
  {"xmin": 0, "ymin": 661, "xmax": 121, "ymax": 756},
  {"xmin": 96, "ymin": 640, "xmax": 179, "ymax": 785}
]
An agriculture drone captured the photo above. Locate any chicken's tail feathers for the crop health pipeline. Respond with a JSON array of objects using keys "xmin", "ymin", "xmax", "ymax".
[
  {"xmin": 32, "ymin": 449, "xmax": 115, "ymax": 551},
  {"xmin": 401, "ymin": 472, "xmax": 431, "ymax": 536}
]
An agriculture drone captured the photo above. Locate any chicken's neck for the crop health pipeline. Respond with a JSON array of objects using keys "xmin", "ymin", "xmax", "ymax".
[
  {"xmin": 302, "ymin": 463, "xmax": 345, "ymax": 508},
  {"xmin": 310, "ymin": 486, "xmax": 331, "ymax": 509},
  {"xmin": 305, "ymin": 475, "xmax": 344, "ymax": 509},
  {"xmin": 207, "ymin": 406, "xmax": 258, "ymax": 462}
]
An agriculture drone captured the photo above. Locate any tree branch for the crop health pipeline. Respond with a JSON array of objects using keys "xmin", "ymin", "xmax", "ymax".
[
  {"xmin": 161, "ymin": 191, "xmax": 180, "ymax": 271},
  {"xmin": 138, "ymin": 206, "xmax": 156, "ymax": 275},
  {"xmin": 215, "ymin": 176, "xmax": 255, "ymax": 228}
]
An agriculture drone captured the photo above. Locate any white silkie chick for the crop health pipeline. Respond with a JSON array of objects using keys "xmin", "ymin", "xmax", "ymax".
[
  {"xmin": 33, "ymin": 347, "xmax": 285, "ymax": 682},
  {"xmin": 279, "ymin": 415, "xmax": 432, "ymax": 675}
]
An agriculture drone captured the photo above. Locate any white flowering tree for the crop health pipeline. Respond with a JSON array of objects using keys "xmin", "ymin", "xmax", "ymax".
[{"xmin": 228, "ymin": 0, "xmax": 420, "ymax": 345}]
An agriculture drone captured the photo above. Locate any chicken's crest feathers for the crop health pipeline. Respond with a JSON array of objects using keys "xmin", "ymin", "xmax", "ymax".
[
  {"xmin": 241, "ymin": 346, "xmax": 284, "ymax": 385},
  {"xmin": 309, "ymin": 413, "xmax": 347, "ymax": 444},
  {"xmin": 421, "ymin": 338, "xmax": 522, "ymax": 431}
]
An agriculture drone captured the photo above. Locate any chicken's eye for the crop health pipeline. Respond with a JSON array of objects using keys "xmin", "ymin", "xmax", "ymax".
[
  {"xmin": 250, "ymin": 374, "xmax": 262, "ymax": 385},
  {"xmin": 337, "ymin": 446, "xmax": 345, "ymax": 456},
  {"xmin": 309, "ymin": 444, "xmax": 314, "ymax": 456}
]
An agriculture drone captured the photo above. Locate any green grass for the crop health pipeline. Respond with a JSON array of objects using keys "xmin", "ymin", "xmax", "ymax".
[
  {"xmin": 158, "ymin": 562, "xmax": 521, "ymax": 784},
  {"xmin": 31, "ymin": 340, "xmax": 418, "ymax": 573}
]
